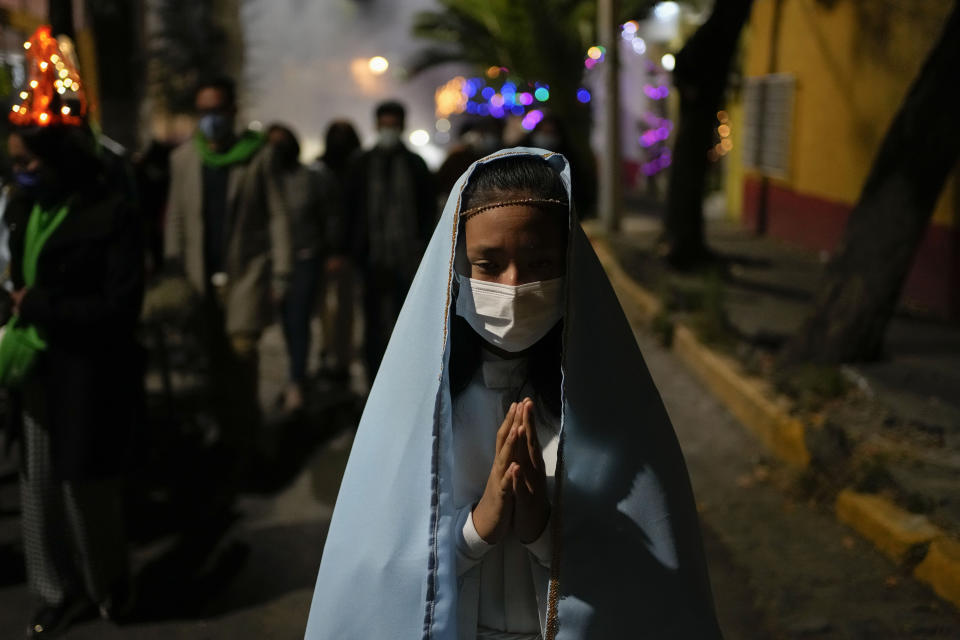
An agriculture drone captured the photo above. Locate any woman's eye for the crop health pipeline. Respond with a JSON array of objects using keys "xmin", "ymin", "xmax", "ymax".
[{"xmin": 473, "ymin": 261, "xmax": 498, "ymax": 273}]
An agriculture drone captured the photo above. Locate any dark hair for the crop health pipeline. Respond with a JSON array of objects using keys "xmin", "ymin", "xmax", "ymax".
[
  {"xmin": 13, "ymin": 123, "xmax": 104, "ymax": 196},
  {"xmin": 374, "ymin": 100, "xmax": 406, "ymax": 124},
  {"xmin": 477, "ymin": 117, "xmax": 505, "ymax": 136},
  {"xmin": 456, "ymin": 121, "xmax": 478, "ymax": 138},
  {"xmin": 322, "ymin": 120, "xmax": 361, "ymax": 173},
  {"xmin": 266, "ymin": 122, "xmax": 301, "ymax": 159},
  {"xmin": 195, "ymin": 75, "xmax": 237, "ymax": 107},
  {"xmin": 533, "ymin": 114, "xmax": 566, "ymax": 139},
  {"xmin": 451, "ymin": 155, "xmax": 569, "ymax": 417},
  {"xmin": 461, "ymin": 154, "xmax": 568, "ymax": 211}
]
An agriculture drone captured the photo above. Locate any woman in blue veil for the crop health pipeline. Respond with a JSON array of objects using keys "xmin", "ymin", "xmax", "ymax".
[{"xmin": 305, "ymin": 148, "xmax": 723, "ymax": 639}]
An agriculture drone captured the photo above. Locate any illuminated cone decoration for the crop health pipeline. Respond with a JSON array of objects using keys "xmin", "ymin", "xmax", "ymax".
[{"xmin": 9, "ymin": 25, "xmax": 88, "ymax": 128}]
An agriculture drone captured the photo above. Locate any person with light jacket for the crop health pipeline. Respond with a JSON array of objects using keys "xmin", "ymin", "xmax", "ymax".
[{"xmin": 163, "ymin": 75, "xmax": 292, "ymax": 485}]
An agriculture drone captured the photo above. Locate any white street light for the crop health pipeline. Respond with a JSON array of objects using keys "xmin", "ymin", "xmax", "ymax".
[
  {"xmin": 654, "ymin": 1, "xmax": 680, "ymax": 21},
  {"xmin": 368, "ymin": 56, "xmax": 389, "ymax": 75},
  {"xmin": 409, "ymin": 129, "xmax": 430, "ymax": 147}
]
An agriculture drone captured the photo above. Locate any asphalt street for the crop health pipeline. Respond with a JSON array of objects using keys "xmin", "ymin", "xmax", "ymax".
[{"xmin": 0, "ymin": 322, "xmax": 957, "ymax": 638}]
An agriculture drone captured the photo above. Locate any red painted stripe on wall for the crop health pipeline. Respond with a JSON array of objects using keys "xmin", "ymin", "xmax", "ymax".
[{"xmin": 743, "ymin": 176, "xmax": 960, "ymax": 318}]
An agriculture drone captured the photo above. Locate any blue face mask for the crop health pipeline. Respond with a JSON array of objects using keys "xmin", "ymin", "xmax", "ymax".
[
  {"xmin": 198, "ymin": 113, "xmax": 233, "ymax": 143},
  {"xmin": 13, "ymin": 169, "xmax": 41, "ymax": 191}
]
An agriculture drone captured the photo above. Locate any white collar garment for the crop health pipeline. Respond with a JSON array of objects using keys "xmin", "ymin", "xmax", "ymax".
[
  {"xmin": 453, "ymin": 349, "xmax": 559, "ymax": 639},
  {"xmin": 479, "ymin": 348, "xmax": 529, "ymax": 390}
]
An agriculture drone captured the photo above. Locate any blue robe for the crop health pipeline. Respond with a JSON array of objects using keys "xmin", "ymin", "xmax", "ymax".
[{"xmin": 305, "ymin": 148, "xmax": 723, "ymax": 639}]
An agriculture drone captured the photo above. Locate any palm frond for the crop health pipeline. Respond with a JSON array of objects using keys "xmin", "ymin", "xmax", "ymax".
[{"xmin": 407, "ymin": 46, "xmax": 470, "ymax": 76}]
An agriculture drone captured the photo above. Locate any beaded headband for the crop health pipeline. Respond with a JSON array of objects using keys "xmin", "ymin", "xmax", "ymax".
[{"xmin": 459, "ymin": 198, "xmax": 568, "ymax": 222}]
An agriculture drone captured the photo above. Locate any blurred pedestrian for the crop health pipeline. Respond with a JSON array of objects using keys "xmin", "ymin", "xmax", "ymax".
[
  {"xmin": 132, "ymin": 139, "xmax": 174, "ymax": 281},
  {"xmin": 0, "ymin": 26, "xmax": 142, "ymax": 638},
  {"xmin": 305, "ymin": 149, "xmax": 721, "ymax": 639},
  {"xmin": 313, "ymin": 120, "xmax": 360, "ymax": 382},
  {"xmin": 436, "ymin": 121, "xmax": 480, "ymax": 198},
  {"xmin": 524, "ymin": 114, "xmax": 597, "ymax": 217},
  {"xmin": 436, "ymin": 119, "xmax": 504, "ymax": 200},
  {"xmin": 0, "ymin": 174, "xmax": 13, "ymax": 294},
  {"xmin": 266, "ymin": 123, "xmax": 339, "ymax": 413},
  {"xmin": 163, "ymin": 76, "xmax": 291, "ymax": 485},
  {"xmin": 346, "ymin": 100, "xmax": 435, "ymax": 381}
]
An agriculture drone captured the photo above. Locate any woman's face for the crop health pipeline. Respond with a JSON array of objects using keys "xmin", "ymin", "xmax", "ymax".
[
  {"xmin": 464, "ymin": 205, "xmax": 566, "ymax": 285},
  {"xmin": 8, "ymin": 133, "xmax": 42, "ymax": 175}
]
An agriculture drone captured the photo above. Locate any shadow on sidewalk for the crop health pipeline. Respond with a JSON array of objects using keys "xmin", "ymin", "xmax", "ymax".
[
  {"xmin": 604, "ymin": 211, "xmax": 960, "ymax": 536},
  {"xmin": 120, "ymin": 376, "xmax": 360, "ymax": 623}
]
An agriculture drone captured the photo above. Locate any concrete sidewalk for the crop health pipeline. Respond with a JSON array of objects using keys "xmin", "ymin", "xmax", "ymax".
[
  {"xmin": 608, "ymin": 213, "xmax": 960, "ymax": 423},
  {"xmin": 591, "ymin": 211, "xmax": 960, "ymax": 609}
]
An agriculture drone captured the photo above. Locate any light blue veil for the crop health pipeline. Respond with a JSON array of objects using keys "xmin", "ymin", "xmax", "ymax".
[{"xmin": 305, "ymin": 148, "xmax": 722, "ymax": 639}]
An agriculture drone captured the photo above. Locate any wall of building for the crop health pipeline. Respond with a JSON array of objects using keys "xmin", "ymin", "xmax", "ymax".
[{"xmin": 730, "ymin": 0, "xmax": 960, "ymax": 317}]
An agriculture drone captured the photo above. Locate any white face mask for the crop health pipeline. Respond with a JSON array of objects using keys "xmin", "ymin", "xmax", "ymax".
[
  {"xmin": 455, "ymin": 275, "xmax": 565, "ymax": 352},
  {"xmin": 377, "ymin": 127, "xmax": 401, "ymax": 149}
]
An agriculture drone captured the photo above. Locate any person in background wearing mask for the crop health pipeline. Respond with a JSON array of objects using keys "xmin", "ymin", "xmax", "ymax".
[
  {"xmin": 266, "ymin": 123, "xmax": 340, "ymax": 413},
  {"xmin": 132, "ymin": 139, "xmax": 174, "ymax": 281},
  {"xmin": 524, "ymin": 114, "xmax": 597, "ymax": 217},
  {"xmin": 345, "ymin": 100, "xmax": 435, "ymax": 382},
  {"xmin": 0, "ymin": 26, "xmax": 142, "ymax": 637},
  {"xmin": 314, "ymin": 120, "xmax": 360, "ymax": 383},
  {"xmin": 163, "ymin": 76, "xmax": 291, "ymax": 493},
  {"xmin": 435, "ymin": 119, "xmax": 504, "ymax": 200}
]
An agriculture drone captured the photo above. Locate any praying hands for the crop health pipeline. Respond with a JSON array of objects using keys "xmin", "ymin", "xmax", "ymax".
[{"xmin": 472, "ymin": 397, "xmax": 551, "ymax": 545}]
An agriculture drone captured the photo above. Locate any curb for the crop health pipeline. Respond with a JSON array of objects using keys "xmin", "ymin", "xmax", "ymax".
[
  {"xmin": 589, "ymin": 231, "xmax": 960, "ymax": 610},
  {"xmin": 672, "ymin": 325, "xmax": 810, "ymax": 467},
  {"xmin": 835, "ymin": 489, "xmax": 942, "ymax": 563},
  {"xmin": 916, "ymin": 538, "xmax": 960, "ymax": 607},
  {"xmin": 590, "ymin": 238, "xmax": 662, "ymax": 324}
]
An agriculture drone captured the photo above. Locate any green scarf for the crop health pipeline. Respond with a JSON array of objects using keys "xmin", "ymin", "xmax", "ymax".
[
  {"xmin": 24, "ymin": 202, "xmax": 70, "ymax": 287},
  {"xmin": 0, "ymin": 202, "xmax": 69, "ymax": 386},
  {"xmin": 194, "ymin": 130, "xmax": 266, "ymax": 168}
]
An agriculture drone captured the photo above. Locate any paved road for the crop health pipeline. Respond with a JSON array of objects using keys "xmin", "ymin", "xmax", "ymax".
[
  {"xmin": 0, "ymin": 323, "xmax": 958, "ymax": 638},
  {"xmin": 636, "ymin": 328, "xmax": 960, "ymax": 639}
]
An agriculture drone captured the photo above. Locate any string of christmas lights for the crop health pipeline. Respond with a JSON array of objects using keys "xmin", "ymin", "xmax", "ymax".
[
  {"xmin": 9, "ymin": 25, "xmax": 87, "ymax": 128},
  {"xmin": 430, "ymin": 17, "xmax": 700, "ymax": 179}
]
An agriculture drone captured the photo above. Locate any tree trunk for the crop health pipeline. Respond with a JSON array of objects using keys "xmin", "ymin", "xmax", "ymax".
[
  {"xmin": 779, "ymin": 1, "xmax": 960, "ymax": 365},
  {"xmin": 663, "ymin": 0, "xmax": 754, "ymax": 268},
  {"xmin": 212, "ymin": 0, "xmax": 245, "ymax": 106},
  {"xmin": 555, "ymin": 97, "xmax": 597, "ymax": 217},
  {"xmin": 86, "ymin": 0, "xmax": 144, "ymax": 150}
]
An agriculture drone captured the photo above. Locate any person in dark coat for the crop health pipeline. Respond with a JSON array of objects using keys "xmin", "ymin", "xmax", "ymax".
[
  {"xmin": 345, "ymin": 100, "xmax": 436, "ymax": 382},
  {"xmin": 524, "ymin": 114, "xmax": 598, "ymax": 218},
  {"xmin": 314, "ymin": 120, "xmax": 360, "ymax": 381},
  {"xmin": 3, "ymin": 69, "xmax": 143, "ymax": 640},
  {"xmin": 266, "ymin": 123, "xmax": 341, "ymax": 412},
  {"xmin": 435, "ymin": 119, "xmax": 503, "ymax": 200}
]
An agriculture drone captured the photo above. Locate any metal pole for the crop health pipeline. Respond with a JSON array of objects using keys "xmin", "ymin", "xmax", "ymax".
[{"xmin": 599, "ymin": 0, "xmax": 623, "ymax": 233}]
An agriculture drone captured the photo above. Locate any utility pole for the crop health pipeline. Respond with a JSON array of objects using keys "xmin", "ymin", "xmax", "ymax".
[{"xmin": 599, "ymin": 0, "xmax": 623, "ymax": 233}]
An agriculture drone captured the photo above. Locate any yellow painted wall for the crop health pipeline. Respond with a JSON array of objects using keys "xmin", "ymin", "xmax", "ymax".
[
  {"xmin": 735, "ymin": 0, "xmax": 958, "ymax": 227},
  {"xmin": 724, "ymin": 99, "xmax": 745, "ymax": 222}
]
